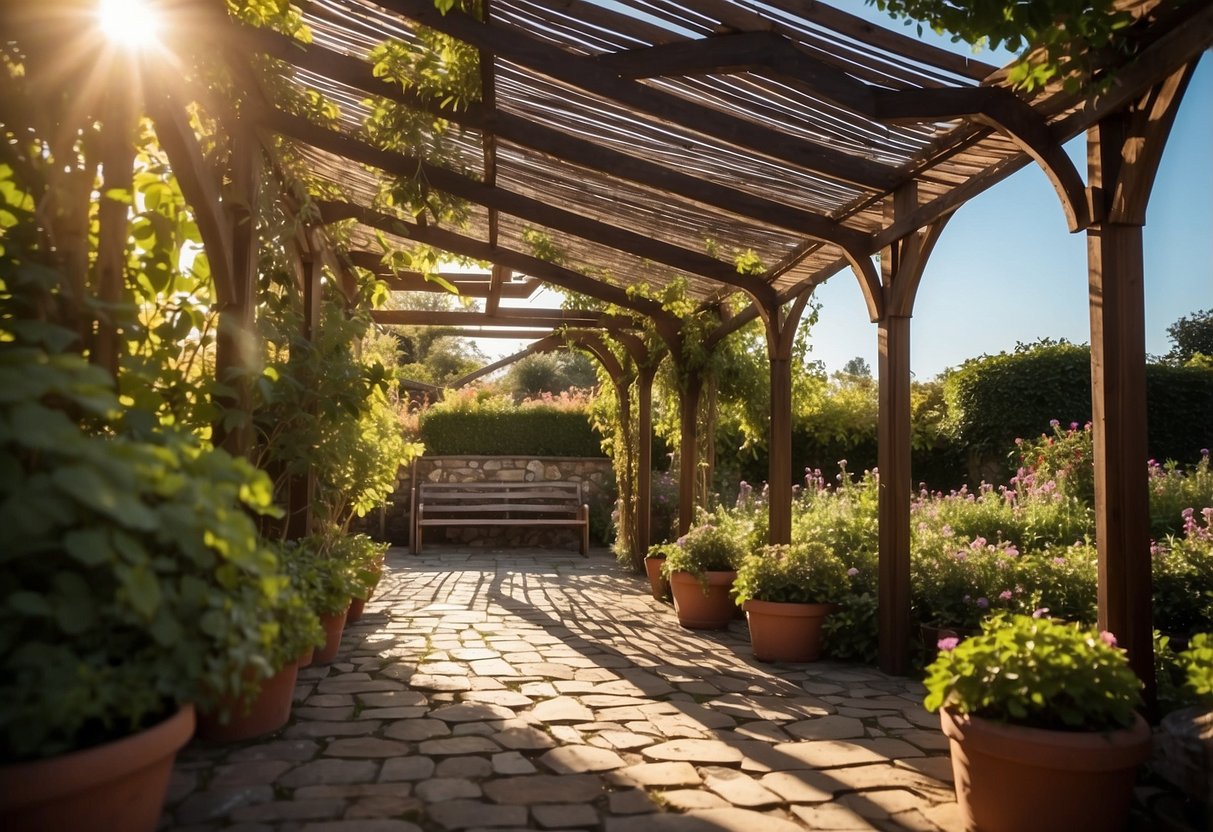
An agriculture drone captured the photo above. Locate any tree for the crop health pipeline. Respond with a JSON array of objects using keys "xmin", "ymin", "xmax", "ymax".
[
  {"xmin": 1165, "ymin": 308, "xmax": 1213, "ymax": 365},
  {"xmin": 868, "ymin": 0, "xmax": 1137, "ymax": 91},
  {"xmin": 841, "ymin": 357, "xmax": 872, "ymax": 378},
  {"xmin": 505, "ymin": 351, "xmax": 597, "ymax": 402}
]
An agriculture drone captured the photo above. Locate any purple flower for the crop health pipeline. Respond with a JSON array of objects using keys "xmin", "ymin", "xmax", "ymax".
[
  {"xmin": 1049, "ymin": 419, "xmax": 1060, "ymax": 428},
  {"xmin": 975, "ymin": 597, "xmax": 989, "ymax": 609},
  {"xmin": 1070, "ymin": 421, "xmax": 1079, "ymax": 430},
  {"xmin": 1100, "ymin": 630, "xmax": 1118, "ymax": 647},
  {"xmin": 847, "ymin": 567, "xmax": 859, "ymax": 577},
  {"xmin": 1053, "ymin": 557, "xmax": 1066, "ymax": 566},
  {"xmin": 1202, "ymin": 448, "xmax": 1210, "ymax": 457},
  {"xmin": 970, "ymin": 536, "xmax": 987, "ymax": 549},
  {"xmin": 1032, "ymin": 607, "xmax": 1050, "ymax": 618},
  {"xmin": 937, "ymin": 637, "xmax": 959, "ymax": 652},
  {"xmin": 999, "ymin": 590, "xmax": 1013, "ymax": 601}
]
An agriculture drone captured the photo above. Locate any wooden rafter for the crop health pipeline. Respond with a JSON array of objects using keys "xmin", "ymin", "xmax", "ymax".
[
  {"xmin": 371, "ymin": 0, "xmax": 901, "ymax": 191},
  {"xmin": 370, "ymin": 309, "xmax": 636, "ymax": 328}
]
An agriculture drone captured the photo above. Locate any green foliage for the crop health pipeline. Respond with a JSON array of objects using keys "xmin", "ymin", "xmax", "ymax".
[
  {"xmin": 944, "ymin": 340, "xmax": 1213, "ymax": 475},
  {"xmin": 732, "ymin": 543, "xmax": 849, "ymax": 605},
  {"xmin": 1165, "ymin": 308, "xmax": 1213, "ymax": 365},
  {"xmin": 662, "ymin": 514, "xmax": 751, "ymax": 580},
  {"xmin": 505, "ymin": 351, "xmax": 597, "ymax": 402},
  {"xmin": 1180, "ymin": 633, "xmax": 1213, "ymax": 704},
  {"xmin": 1153, "ymin": 505, "xmax": 1213, "ymax": 638},
  {"xmin": 822, "ymin": 592, "xmax": 880, "ymax": 664},
  {"xmin": 868, "ymin": 0, "xmax": 1134, "ymax": 92},
  {"xmin": 281, "ymin": 533, "xmax": 363, "ymax": 617},
  {"xmin": 0, "ymin": 344, "xmax": 291, "ymax": 761},
  {"xmin": 420, "ymin": 391, "xmax": 605, "ymax": 456},
  {"xmin": 923, "ymin": 614, "xmax": 1143, "ymax": 731}
]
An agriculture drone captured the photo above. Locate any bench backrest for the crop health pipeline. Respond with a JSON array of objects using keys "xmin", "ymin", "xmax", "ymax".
[{"xmin": 418, "ymin": 480, "xmax": 584, "ymax": 519}]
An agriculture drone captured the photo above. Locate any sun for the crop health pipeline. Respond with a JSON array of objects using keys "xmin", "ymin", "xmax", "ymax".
[{"xmin": 96, "ymin": 0, "xmax": 163, "ymax": 50}]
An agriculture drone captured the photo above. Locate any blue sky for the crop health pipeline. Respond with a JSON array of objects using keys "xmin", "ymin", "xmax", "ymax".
[
  {"xmin": 491, "ymin": 7, "xmax": 1212, "ymax": 380},
  {"xmin": 811, "ymin": 56, "xmax": 1212, "ymax": 379}
]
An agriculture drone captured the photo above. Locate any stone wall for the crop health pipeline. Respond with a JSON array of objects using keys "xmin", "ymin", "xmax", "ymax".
[{"xmin": 378, "ymin": 455, "xmax": 614, "ymax": 550}]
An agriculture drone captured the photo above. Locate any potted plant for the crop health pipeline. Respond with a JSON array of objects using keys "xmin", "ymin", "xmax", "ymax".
[
  {"xmin": 343, "ymin": 534, "xmax": 389, "ymax": 624},
  {"xmin": 662, "ymin": 521, "xmax": 747, "ymax": 629},
  {"xmin": 285, "ymin": 532, "xmax": 359, "ymax": 664},
  {"xmin": 0, "ymin": 344, "xmax": 291, "ymax": 830},
  {"xmin": 923, "ymin": 613, "xmax": 1151, "ymax": 832},
  {"xmin": 195, "ymin": 563, "xmax": 322, "ymax": 742},
  {"xmin": 644, "ymin": 542, "xmax": 675, "ymax": 601},
  {"xmin": 732, "ymin": 542, "xmax": 848, "ymax": 662}
]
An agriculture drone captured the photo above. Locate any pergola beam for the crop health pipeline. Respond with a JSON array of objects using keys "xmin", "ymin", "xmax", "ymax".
[
  {"xmin": 315, "ymin": 200, "xmax": 674, "ymax": 324},
  {"xmin": 371, "ymin": 309, "xmax": 635, "ymax": 328},
  {"xmin": 265, "ymin": 110, "xmax": 761, "ymax": 292},
  {"xmin": 372, "ymin": 0, "xmax": 901, "ymax": 191},
  {"xmin": 238, "ymin": 25, "xmax": 867, "ymax": 250}
]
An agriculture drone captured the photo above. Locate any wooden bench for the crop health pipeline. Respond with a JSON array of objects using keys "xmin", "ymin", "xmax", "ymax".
[{"xmin": 411, "ymin": 481, "xmax": 589, "ymax": 556}]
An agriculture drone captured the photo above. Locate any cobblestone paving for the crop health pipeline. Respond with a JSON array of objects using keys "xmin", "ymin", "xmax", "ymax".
[{"xmin": 161, "ymin": 548, "xmax": 966, "ymax": 831}]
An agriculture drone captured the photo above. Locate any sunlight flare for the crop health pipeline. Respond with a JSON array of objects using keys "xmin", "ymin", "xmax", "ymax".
[{"xmin": 97, "ymin": 0, "xmax": 162, "ymax": 50}]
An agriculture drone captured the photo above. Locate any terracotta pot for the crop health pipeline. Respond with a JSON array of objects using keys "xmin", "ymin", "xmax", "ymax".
[
  {"xmin": 644, "ymin": 556, "xmax": 670, "ymax": 600},
  {"xmin": 197, "ymin": 661, "xmax": 299, "ymax": 742},
  {"xmin": 744, "ymin": 599, "xmax": 837, "ymax": 662},
  {"xmin": 297, "ymin": 645, "xmax": 315, "ymax": 669},
  {"xmin": 0, "ymin": 704, "xmax": 194, "ymax": 832},
  {"xmin": 941, "ymin": 707, "xmax": 1152, "ymax": 832},
  {"xmin": 346, "ymin": 596, "xmax": 367, "ymax": 624},
  {"xmin": 315, "ymin": 605, "xmax": 349, "ymax": 664},
  {"xmin": 669, "ymin": 570, "xmax": 737, "ymax": 630}
]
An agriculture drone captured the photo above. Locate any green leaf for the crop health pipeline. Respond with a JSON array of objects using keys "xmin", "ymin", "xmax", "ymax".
[
  {"xmin": 63, "ymin": 528, "xmax": 111, "ymax": 567},
  {"xmin": 120, "ymin": 564, "xmax": 162, "ymax": 618}
]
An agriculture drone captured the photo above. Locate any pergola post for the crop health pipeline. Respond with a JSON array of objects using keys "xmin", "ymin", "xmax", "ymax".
[
  {"xmin": 869, "ymin": 183, "xmax": 950, "ymax": 676},
  {"xmin": 760, "ymin": 292, "xmax": 813, "ymax": 546},
  {"xmin": 636, "ymin": 362, "xmax": 658, "ymax": 553},
  {"xmin": 1084, "ymin": 66, "xmax": 1194, "ymax": 706},
  {"xmin": 285, "ymin": 247, "xmax": 323, "ymax": 539},
  {"xmin": 877, "ymin": 313, "xmax": 913, "ymax": 675},
  {"xmin": 213, "ymin": 120, "xmax": 261, "ymax": 458},
  {"xmin": 677, "ymin": 371, "xmax": 704, "ymax": 535}
]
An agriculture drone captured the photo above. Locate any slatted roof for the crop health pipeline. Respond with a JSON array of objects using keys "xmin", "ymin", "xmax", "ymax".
[{"xmin": 228, "ymin": 0, "xmax": 1212, "ymax": 315}]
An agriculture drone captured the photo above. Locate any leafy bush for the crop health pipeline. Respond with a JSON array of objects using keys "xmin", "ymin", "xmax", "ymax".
[
  {"xmin": 662, "ymin": 515, "xmax": 750, "ymax": 581},
  {"xmin": 0, "ymin": 348, "xmax": 291, "ymax": 761},
  {"xmin": 822, "ymin": 592, "xmax": 880, "ymax": 663},
  {"xmin": 924, "ymin": 614, "xmax": 1143, "ymax": 731},
  {"xmin": 421, "ymin": 390, "xmax": 605, "ymax": 457},
  {"xmin": 944, "ymin": 340, "xmax": 1213, "ymax": 478},
  {"xmin": 1153, "ymin": 508, "xmax": 1213, "ymax": 638},
  {"xmin": 1180, "ymin": 633, "xmax": 1213, "ymax": 704},
  {"xmin": 732, "ymin": 542, "xmax": 849, "ymax": 605}
]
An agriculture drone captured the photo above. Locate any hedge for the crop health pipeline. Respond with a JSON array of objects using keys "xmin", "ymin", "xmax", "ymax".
[
  {"xmin": 420, "ymin": 409, "xmax": 607, "ymax": 457},
  {"xmin": 944, "ymin": 342, "xmax": 1213, "ymax": 471}
]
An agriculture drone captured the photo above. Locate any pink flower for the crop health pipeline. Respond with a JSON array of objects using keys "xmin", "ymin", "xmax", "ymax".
[
  {"xmin": 1100, "ymin": 631, "xmax": 1118, "ymax": 647},
  {"xmin": 999, "ymin": 590, "xmax": 1013, "ymax": 601},
  {"xmin": 937, "ymin": 637, "xmax": 959, "ymax": 651},
  {"xmin": 847, "ymin": 567, "xmax": 859, "ymax": 577},
  {"xmin": 1032, "ymin": 607, "xmax": 1050, "ymax": 618}
]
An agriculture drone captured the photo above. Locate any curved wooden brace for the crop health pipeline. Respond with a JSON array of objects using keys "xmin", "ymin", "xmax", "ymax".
[
  {"xmin": 448, "ymin": 334, "xmax": 564, "ymax": 389},
  {"xmin": 1107, "ymin": 63, "xmax": 1197, "ymax": 226},
  {"xmin": 874, "ymin": 87, "xmax": 1089, "ymax": 233},
  {"xmin": 885, "ymin": 212, "xmax": 953, "ymax": 318},
  {"xmin": 845, "ymin": 248, "xmax": 884, "ymax": 323}
]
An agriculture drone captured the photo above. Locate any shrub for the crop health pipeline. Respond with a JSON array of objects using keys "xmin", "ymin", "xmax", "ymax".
[
  {"xmin": 732, "ymin": 542, "xmax": 849, "ymax": 605},
  {"xmin": 662, "ymin": 515, "xmax": 750, "ymax": 581},
  {"xmin": 822, "ymin": 592, "xmax": 880, "ymax": 663},
  {"xmin": 1153, "ymin": 507, "xmax": 1213, "ymax": 637},
  {"xmin": 420, "ymin": 390, "xmax": 605, "ymax": 457},
  {"xmin": 924, "ymin": 614, "xmax": 1143, "ymax": 731}
]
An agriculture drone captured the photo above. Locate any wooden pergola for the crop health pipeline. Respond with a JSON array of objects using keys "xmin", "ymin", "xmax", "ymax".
[{"xmin": 50, "ymin": 0, "xmax": 1211, "ymax": 694}]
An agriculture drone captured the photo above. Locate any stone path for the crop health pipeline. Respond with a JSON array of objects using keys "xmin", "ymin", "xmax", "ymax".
[{"xmin": 161, "ymin": 548, "xmax": 965, "ymax": 831}]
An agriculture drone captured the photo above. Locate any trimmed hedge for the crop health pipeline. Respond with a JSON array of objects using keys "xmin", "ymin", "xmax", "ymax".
[
  {"xmin": 944, "ymin": 342, "xmax": 1213, "ymax": 471},
  {"xmin": 420, "ymin": 408, "xmax": 606, "ymax": 457}
]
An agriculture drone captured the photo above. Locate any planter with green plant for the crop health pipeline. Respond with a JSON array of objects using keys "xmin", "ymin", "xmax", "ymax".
[
  {"xmin": 1154, "ymin": 633, "xmax": 1213, "ymax": 811},
  {"xmin": 662, "ymin": 521, "xmax": 748, "ymax": 629},
  {"xmin": 342, "ymin": 534, "xmax": 389, "ymax": 624},
  {"xmin": 0, "ymin": 344, "xmax": 292, "ymax": 828},
  {"xmin": 644, "ymin": 542, "xmax": 676, "ymax": 601},
  {"xmin": 732, "ymin": 542, "xmax": 848, "ymax": 662},
  {"xmin": 284, "ymin": 533, "xmax": 361, "ymax": 663},
  {"xmin": 924, "ymin": 613, "xmax": 1151, "ymax": 832}
]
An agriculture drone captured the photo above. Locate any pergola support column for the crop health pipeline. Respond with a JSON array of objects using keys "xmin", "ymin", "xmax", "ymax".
[
  {"xmin": 213, "ymin": 121, "xmax": 261, "ymax": 458},
  {"xmin": 1083, "ymin": 65, "xmax": 1194, "ymax": 706},
  {"xmin": 868, "ymin": 182, "xmax": 950, "ymax": 676},
  {"xmin": 677, "ymin": 372, "xmax": 704, "ymax": 535},
  {"xmin": 877, "ymin": 314, "xmax": 912, "ymax": 675},
  {"xmin": 636, "ymin": 363, "xmax": 657, "ymax": 553},
  {"xmin": 760, "ymin": 291, "xmax": 813, "ymax": 546}
]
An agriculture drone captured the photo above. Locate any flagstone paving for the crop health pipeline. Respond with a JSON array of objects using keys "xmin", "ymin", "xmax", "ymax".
[{"xmin": 160, "ymin": 548, "xmax": 967, "ymax": 831}]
